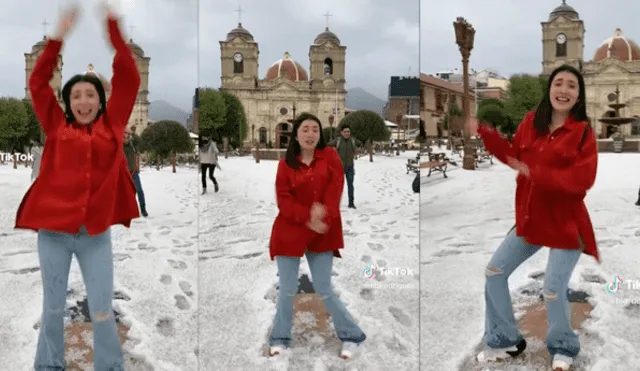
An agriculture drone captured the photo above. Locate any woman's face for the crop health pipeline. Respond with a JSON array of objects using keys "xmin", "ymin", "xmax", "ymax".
[
  {"xmin": 70, "ymin": 81, "xmax": 100, "ymax": 124},
  {"xmin": 549, "ymin": 71, "xmax": 579, "ymax": 114},
  {"xmin": 296, "ymin": 119, "xmax": 321, "ymax": 151}
]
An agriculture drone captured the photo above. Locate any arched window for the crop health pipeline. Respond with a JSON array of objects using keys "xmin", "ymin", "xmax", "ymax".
[
  {"xmin": 323, "ymin": 58, "xmax": 333, "ymax": 75},
  {"xmin": 259, "ymin": 127, "xmax": 267, "ymax": 143}
]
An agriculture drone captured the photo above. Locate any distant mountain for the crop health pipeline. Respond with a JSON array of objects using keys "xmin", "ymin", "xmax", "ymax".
[
  {"xmin": 346, "ymin": 88, "xmax": 386, "ymax": 116},
  {"xmin": 148, "ymin": 100, "xmax": 189, "ymax": 126}
]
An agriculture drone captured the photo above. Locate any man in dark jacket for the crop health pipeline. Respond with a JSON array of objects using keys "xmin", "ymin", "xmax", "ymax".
[
  {"xmin": 123, "ymin": 128, "xmax": 148, "ymax": 217},
  {"xmin": 328, "ymin": 124, "xmax": 361, "ymax": 209}
]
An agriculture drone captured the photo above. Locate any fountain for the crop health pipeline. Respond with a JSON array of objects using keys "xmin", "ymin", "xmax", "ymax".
[{"xmin": 598, "ymin": 85, "xmax": 635, "ymax": 153}]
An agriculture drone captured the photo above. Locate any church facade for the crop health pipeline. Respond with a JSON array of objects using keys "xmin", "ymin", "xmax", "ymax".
[
  {"xmin": 541, "ymin": 1, "xmax": 640, "ymax": 138},
  {"xmin": 219, "ymin": 22, "xmax": 347, "ymax": 148},
  {"xmin": 24, "ymin": 36, "xmax": 151, "ymax": 135}
]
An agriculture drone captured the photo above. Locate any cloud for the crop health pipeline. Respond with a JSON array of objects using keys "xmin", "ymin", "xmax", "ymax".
[
  {"xmin": 420, "ymin": 0, "xmax": 640, "ymax": 78},
  {"xmin": 0, "ymin": 0, "xmax": 197, "ymax": 111}
]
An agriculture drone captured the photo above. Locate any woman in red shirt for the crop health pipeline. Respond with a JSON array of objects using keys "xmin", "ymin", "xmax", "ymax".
[
  {"xmin": 17, "ymin": 6, "xmax": 140, "ymax": 371},
  {"xmin": 468, "ymin": 65, "xmax": 599, "ymax": 371},
  {"xmin": 268, "ymin": 113, "xmax": 366, "ymax": 359}
]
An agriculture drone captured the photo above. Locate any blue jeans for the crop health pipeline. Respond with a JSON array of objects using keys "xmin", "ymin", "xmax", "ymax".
[
  {"xmin": 344, "ymin": 165, "xmax": 355, "ymax": 205},
  {"xmin": 483, "ymin": 228, "xmax": 581, "ymax": 357},
  {"xmin": 132, "ymin": 171, "xmax": 146, "ymax": 209},
  {"xmin": 269, "ymin": 251, "xmax": 366, "ymax": 347},
  {"xmin": 35, "ymin": 227, "xmax": 123, "ymax": 371}
]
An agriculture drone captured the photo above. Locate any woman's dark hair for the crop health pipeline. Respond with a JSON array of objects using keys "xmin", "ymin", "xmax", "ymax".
[
  {"xmin": 198, "ymin": 135, "xmax": 209, "ymax": 148},
  {"xmin": 284, "ymin": 112, "xmax": 326, "ymax": 168},
  {"xmin": 533, "ymin": 64, "xmax": 587, "ymax": 135},
  {"xmin": 61, "ymin": 74, "xmax": 107, "ymax": 123}
]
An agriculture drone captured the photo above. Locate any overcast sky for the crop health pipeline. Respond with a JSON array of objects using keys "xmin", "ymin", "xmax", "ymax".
[
  {"xmin": 0, "ymin": 0, "xmax": 197, "ymax": 111},
  {"xmin": 421, "ymin": 0, "xmax": 640, "ymax": 78},
  {"xmin": 199, "ymin": 0, "xmax": 419, "ymax": 101}
]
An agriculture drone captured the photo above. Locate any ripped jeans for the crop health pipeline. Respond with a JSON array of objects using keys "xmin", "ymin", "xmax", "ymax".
[
  {"xmin": 35, "ymin": 226, "xmax": 123, "ymax": 371},
  {"xmin": 483, "ymin": 228, "xmax": 582, "ymax": 358},
  {"xmin": 269, "ymin": 251, "xmax": 366, "ymax": 347}
]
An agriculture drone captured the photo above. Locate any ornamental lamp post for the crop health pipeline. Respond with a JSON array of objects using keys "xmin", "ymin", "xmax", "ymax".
[
  {"xmin": 328, "ymin": 114, "xmax": 335, "ymax": 140},
  {"xmin": 454, "ymin": 17, "xmax": 477, "ymax": 170}
]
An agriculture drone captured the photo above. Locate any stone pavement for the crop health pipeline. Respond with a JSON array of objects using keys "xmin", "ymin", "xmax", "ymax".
[{"xmin": 518, "ymin": 296, "xmax": 593, "ymax": 365}]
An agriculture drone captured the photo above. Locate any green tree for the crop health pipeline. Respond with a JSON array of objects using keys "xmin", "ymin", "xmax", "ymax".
[
  {"xmin": 218, "ymin": 91, "xmax": 248, "ymax": 148},
  {"xmin": 22, "ymin": 100, "xmax": 41, "ymax": 142},
  {"xmin": 477, "ymin": 101, "xmax": 508, "ymax": 129},
  {"xmin": 0, "ymin": 97, "xmax": 29, "ymax": 154},
  {"xmin": 478, "ymin": 98, "xmax": 504, "ymax": 110},
  {"xmin": 338, "ymin": 110, "xmax": 390, "ymax": 162},
  {"xmin": 198, "ymin": 87, "xmax": 227, "ymax": 138},
  {"xmin": 139, "ymin": 120, "xmax": 194, "ymax": 170},
  {"xmin": 504, "ymin": 74, "xmax": 547, "ymax": 124},
  {"xmin": 323, "ymin": 126, "xmax": 339, "ymax": 142}
]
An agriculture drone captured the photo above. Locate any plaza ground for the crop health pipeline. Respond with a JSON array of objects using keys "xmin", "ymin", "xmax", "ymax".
[
  {"xmin": 421, "ymin": 149, "xmax": 640, "ymax": 370},
  {"xmin": 0, "ymin": 165, "xmax": 198, "ymax": 371},
  {"xmin": 198, "ymin": 152, "xmax": 420, "ymax": 370}
]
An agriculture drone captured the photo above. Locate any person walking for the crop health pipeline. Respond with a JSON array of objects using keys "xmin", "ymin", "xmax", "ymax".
[
  {"xmin": 15, "ymin": 5, "xmax": 141, "ymax": 370},
  {"xmin": 328, "ymin": 124, "xmax": 361, "ymax": 209},
  {"xmin": 31, "ymin": 139, "xmax": 44, "ymax": 182},
  {"xmin": 123, "ymin": 128, "xmax": 148, "ymax": 217},
  {"xmin": 268, "ymin": 113, "xmax": 366, "ymax": 359},
  {"xmin": 199, "ymin": 136, "xmax": 220, "ymax": 194},
  {"xmin": 468, "ymin": 64, "xmax": 599, "ymax": 371}
]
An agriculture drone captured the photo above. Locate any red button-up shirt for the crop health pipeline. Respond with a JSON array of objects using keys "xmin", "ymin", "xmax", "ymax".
[
  {"xmin": 269, "ymin": 147, "xmax": 345, "ymax": 260},
  {"xmin": 15, "ymin": 18, "xmax": 141, "ymax": 236},
  {"xmin": 478, "ymin": 111, "xmax": 599, "ymax": 262}
]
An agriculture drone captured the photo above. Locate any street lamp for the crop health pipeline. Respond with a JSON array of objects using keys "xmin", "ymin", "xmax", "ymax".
[
  {"xmin": 454, "ymin": 17, "xmax": 476, "ymax": 170},
  {"xmin": 328, "ymin": 114, "xmax": 335, "ymax": 140}
]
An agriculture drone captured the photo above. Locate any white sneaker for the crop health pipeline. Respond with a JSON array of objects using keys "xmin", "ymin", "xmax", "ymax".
[
  {"xmin": 476, "ymin": 339, "xmax": 527, "ymax": 363},
  {"xmin": 476, "ymin": 345, "xmax": 519, "ymax": 363},
  {"xmin": 551, "ymin": 354, "xmax": 573, "ymax": 370},
  {"xmin": 340, "ymin": 341, "xmax": 361, "ymax": 359},
  {"xmin": 269, "ymin": 345, "xmax": 286, "ymax": 356}
]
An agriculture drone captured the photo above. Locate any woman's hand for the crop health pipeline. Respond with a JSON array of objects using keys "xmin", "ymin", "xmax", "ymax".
[
  {"xmin": 307, "ymin": 219, "xmax": 328, "ymax": 234},
  {"xmin": 53, "ymin": 6, "xmax": 80, "ymax": 40},
  {"xmin": 310, "ymin": 203, "xmax": 326, "ymax": 221},
  {"xmin": 507, "ymin": 157, "xmax": 530, "ymax": 177}
]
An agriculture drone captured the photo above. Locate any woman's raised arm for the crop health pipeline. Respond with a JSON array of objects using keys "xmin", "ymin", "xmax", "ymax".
[
  {"xmin": 28, "ymin": 8, "xmax": 79, "ymax": 136},
  {"xmin": 104, "ymin": 8, "xmax": 141, "ymax": 134}
]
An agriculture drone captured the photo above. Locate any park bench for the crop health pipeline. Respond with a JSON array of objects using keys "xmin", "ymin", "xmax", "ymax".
[
  {"xmin": 422, "ymin": 152, "xmax": 448, "ymax": 178},
  {"xmin": 450, "ymin": 138, "xmax": 464, "ymax": 156},
  {"xmin": 406, "ymin": 153, "xmax": 421, "ymax": 174},
  {"xmin": 474, "ymin": 141, "xmax": 494, "ymax": 166}
]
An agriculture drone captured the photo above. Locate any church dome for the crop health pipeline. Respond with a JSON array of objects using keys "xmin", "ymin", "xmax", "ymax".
[
  {"xmin": 265, "ymin": 52, "xmax": 309, "ymax": 81},
  {"xmin": 314, "ymin": 28, "xmax": 341, "ymax": 45},
  {"xmin": 593, "ymin": 29, "xmax": 640, "ymax": 62},
  {"xmin": 226, "ymin": 23, "xmax": 254, "ymax": 42},
  {"xmin": 549, "ymin": 0, "xmax": 579, "ymax": 20},
  {"xmin": 128, "ymin": 39, "xmax": 144, "ymax": 57}
]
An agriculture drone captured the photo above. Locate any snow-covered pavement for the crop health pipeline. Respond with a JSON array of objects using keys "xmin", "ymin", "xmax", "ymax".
[
  {"xmin": 0, "ymin": 165, "xmax": 198, "ymax": 371},
  {"xmin": 198, "ymin": 152, "xmax": 420, "ymax": 370},
  {"xmin": 420, "ymin": 151, "xmax": 640, "ymax": 371}
]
